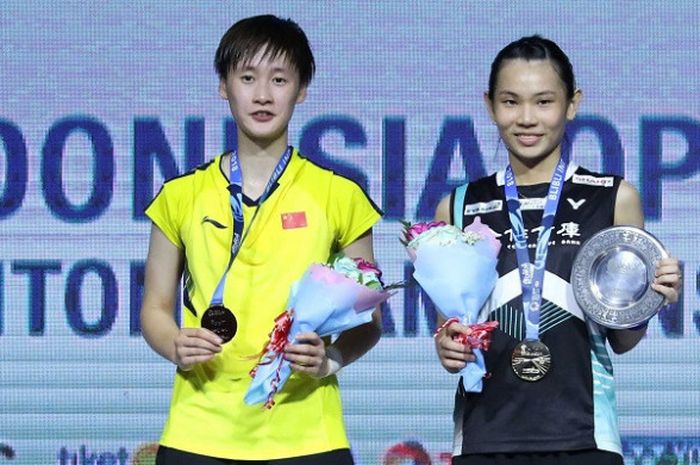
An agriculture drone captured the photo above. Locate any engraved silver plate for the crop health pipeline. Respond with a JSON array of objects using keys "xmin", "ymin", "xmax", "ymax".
[{"xmin": 571, "ymin": 226, "xmax": 668, "ymax": 329}]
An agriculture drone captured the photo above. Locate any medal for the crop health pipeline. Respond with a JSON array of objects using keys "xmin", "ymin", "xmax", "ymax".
[
  {"xmin": 511, "ymin": 339, "xmax": 551, "ymax": 382},
  {"xmin": 200, "ymin": 148, "xmax": 292, "ymax": 344},
  {"xmin": 201, "ymin": 305, "xmax": 238, "ymax": 343},
  {"xmin": 503, "ymin": 145, "xmax": 570, "ymax": 382}
]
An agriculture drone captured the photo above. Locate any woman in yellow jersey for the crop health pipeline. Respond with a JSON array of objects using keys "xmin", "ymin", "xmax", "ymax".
[{"xmin": 140, "ymin": 15, "xmax": 383, "ymax": 465}]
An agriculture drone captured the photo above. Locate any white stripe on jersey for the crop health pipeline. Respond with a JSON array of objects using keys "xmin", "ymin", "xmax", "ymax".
[{"xmin": 479, "ymin": 269, "xmax": 585, "ymax": 321}]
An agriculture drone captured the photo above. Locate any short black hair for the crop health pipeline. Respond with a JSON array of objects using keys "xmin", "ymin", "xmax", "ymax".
[
  {"xmin": 214, "ymin": 14, "xmax": 315, "ymax": 87},
  {"xmin": 488, "ymin": 35, "xmax": 576, "ymax": 100}
]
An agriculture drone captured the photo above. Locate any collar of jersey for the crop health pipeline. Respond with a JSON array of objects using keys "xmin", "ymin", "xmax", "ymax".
[
  {"xmin": 215, "ymin": 147, "xmax": 302, "ymax": 207},
  {"xmin": 495, "ymin": 163, "xmax": 578, "ymax": 186}
]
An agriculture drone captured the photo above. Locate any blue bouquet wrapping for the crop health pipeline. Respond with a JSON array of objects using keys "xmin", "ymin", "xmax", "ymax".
[
  {"xmin": 245, "ymin": 260, "xmax": 392, "ymax": 408},
  {"xmin": 405, "ymin": 217, "xmax": 501, "ymax": 392}
]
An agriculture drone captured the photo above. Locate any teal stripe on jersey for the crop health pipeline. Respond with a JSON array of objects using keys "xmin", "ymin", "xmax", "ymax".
[
  {"xmin": 590, "ymin": 333, "xmax": 622, "ymax": 455},
  {"xmin": 538, "ymin": 301, "xmax": 574, "ymax": 334},
  {"xmin": 489, "ymin": 304, "xmax": 524, "ymax": 340},
  {"xmin": 490, "ymin": 301, "xmax": 572, "ymax": 339}
]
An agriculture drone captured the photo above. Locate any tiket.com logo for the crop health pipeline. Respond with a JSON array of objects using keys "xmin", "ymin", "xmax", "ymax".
[
  {"xmin": 0, "ymin": 443, "xmax": 15, "ymax": 460},
  {"xmin": 58, "ymin": 443, "xmax": 158, "ymax": 465},
  {"xmin": 59, "ymin": 446, "xmax": 128, "ymax": 465}
]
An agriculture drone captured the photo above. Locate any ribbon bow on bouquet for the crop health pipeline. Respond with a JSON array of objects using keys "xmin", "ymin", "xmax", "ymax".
[{"xmin": 403, "ymin": 216, "xmax": 501, "ymax": 392}]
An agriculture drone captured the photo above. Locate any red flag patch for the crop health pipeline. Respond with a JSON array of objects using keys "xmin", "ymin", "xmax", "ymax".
[{"xmin": 281, "ymin": 211, "xmax": 307, "ymax": 229}]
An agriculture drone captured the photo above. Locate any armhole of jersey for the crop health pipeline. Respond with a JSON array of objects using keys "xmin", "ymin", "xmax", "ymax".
[
  {"xmin": 611, "ymin": 176, "xmax": 624, "ymax": 225},
  {"xmin": 452, "ymin": 183, "xmax": 468, "ymax": 229}
]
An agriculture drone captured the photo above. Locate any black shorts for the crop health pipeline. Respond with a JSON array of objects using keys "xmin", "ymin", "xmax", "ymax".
[
  {"xmin": 155, "ymin": 445, "xmax": 354, "ymax": 465},
  {"xmin": 452, "ymin": 449, "xmax": 623, "ymax": 465}
]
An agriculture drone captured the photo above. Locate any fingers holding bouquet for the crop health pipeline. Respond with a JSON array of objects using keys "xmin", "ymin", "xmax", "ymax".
[
  {"xmin": 285, "ymin": 331, "xmax": 328, "ymax": 377},
  {"xmin": 434, "ymin": 321, "xmax": 476, "ymax": 373}
]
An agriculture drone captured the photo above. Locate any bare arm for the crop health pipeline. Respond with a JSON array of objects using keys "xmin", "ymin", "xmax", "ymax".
[
  {"xmin": 607, "ymin": 181, "xmax": 681, "ymax": 354},
  {"xmin": 140, "ymin": 224, "xmax": 222, "ymax": 369},
  {"xmin": 284, "ymin": 230, "xmax": 383, "ymax": 377}
]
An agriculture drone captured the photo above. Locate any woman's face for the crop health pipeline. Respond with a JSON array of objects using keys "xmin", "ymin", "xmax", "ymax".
[{"xmin": 485, "ymin": 59, "xmax": 580, "ymax": 167}]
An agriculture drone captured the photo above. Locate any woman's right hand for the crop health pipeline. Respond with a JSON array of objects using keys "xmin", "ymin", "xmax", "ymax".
[
  {"xmin": 173, "ymin": 328, "xmax": 222, "ymax": 371},
  {"xmin": 435, "ymin": 322, "xmax": 476, "ymax": 373}
]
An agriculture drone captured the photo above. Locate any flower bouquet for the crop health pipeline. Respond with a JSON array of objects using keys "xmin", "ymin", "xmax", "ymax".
[
  {"xmin": 403, "ymin": 217, "xmax": 501, "ymax": 392},
  {"xmin": 244, "ymin": 254, "xmax": 393, "ymax": 408}
]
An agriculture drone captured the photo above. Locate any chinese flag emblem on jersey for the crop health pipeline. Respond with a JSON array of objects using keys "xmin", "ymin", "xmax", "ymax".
[{"xmin": 281, "ymin": 211, "xmax": 307, "ymax": 229}]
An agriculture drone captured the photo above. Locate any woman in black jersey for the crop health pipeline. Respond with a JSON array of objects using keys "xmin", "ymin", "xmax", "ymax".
[{"xmin": 433, "ymin": 36, "xmax": 682, "ymax": 465}]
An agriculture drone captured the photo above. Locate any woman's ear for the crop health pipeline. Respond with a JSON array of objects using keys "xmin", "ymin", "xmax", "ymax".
[
  {"xmin": 567, "ymin": 88, "xmax": 583, "ymax": 121},
  {"xmin": 484, "ymin": 92, "xmax": 496, "ymax": 122},
  {"xmin": 218, "ymin": 79, "xmax": 229, "ymax": 100},
  {"xmin": 296, "ymin": 86, "xmax": 308, "ymax": 104}
]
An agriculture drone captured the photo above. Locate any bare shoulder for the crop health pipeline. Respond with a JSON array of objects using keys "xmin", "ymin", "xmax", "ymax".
[
  {"xmin": 614, "ymin": 180, "xmax": 643, "ymax": 227},
  {"xmin": 435, "ymin": 194, "xmax": 451, "ymax": 223},
  {"xmin": 615, "ymin": 180, "xmax": 641, "ymax": 208}
]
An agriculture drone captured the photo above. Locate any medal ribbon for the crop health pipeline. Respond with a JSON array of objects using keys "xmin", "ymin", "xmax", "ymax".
[
  {"xmin": 208, "ymin": 147, "xmax": 293, "ymax": 308},
  {"xmin": 503, "ymin": 147, "xmax": 569, "ymax": 340}
]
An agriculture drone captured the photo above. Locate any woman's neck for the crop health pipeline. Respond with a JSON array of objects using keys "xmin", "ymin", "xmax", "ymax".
[
  {"xmin": 236, "ymin": 132, "xmax": 289, "ymax": 163},
  {"xmin": 508, "ymin": 149, "xmax": 563, "ymax": 186},
  {"xmin": 230, "ymin": 133, "xmax": 290, "ymax": 199}
]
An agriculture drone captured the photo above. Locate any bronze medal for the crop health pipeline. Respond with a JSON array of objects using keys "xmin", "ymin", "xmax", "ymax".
[
  {"xmin": 511, "ymin": 339, "xmax": 551, "ymax": 381},
  {"xmin": 201, "ymin": 305, "xmax": 238, "ymax": 343}
]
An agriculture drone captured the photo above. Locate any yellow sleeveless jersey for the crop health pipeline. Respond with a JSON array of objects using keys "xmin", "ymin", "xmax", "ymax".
[{"xmin": 145, "ymin": 148, "xmax": 382, "ymax": 459}]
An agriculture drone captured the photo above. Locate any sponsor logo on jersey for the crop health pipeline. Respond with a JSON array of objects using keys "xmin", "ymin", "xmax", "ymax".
[
  {"xmin": 567, "ymin": 198, "xmax": 586, "ymax": 210},
  {"xmin": 572, "ymin": 174, "xmax": 614, "ymax": 187},
  {"xmin": 464, "ymin": 200, "xmax": 502, "ymax": 215},
  {"xmin": 519, "ymin": 198, "xmax": 546, "ymax": 211},
  {"xmin": 202, "ymin": 216, "xmax": 228, "ymax": 229}
]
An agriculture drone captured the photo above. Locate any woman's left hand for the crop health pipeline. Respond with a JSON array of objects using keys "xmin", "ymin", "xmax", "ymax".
[
  {"xmin": 652, "ymin": 257, "xmax": 683, "ymax": 304},
  {"xmin": 285, "ymin": 331, "xmax": 330, "ymax": 378}
]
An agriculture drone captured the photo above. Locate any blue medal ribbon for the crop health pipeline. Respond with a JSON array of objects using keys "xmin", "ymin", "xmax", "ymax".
[
  {"xmin": 209, "ymin": 147, "xmax": 293, "ymax": 307},
  {"xmin": 503, "ymin": 147, "xmax": 569, "ymax": 340}
]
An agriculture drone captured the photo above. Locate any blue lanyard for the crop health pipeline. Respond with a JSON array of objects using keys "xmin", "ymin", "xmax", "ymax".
[
  {"xmin": 209, "ymin": 147, "xmax": 293, "ymax": 307},
  {"xmin": 503, "ymin": 149, "xmax": 568, "ymax": 340}
]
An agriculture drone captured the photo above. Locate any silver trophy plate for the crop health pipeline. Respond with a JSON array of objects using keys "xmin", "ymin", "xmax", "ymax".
[{"xmin": 571, "ymin": 226, "xmax": 668, "ymax": 329}]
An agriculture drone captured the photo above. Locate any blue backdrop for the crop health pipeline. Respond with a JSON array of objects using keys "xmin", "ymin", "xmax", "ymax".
[{"xmin": 1, "ymin": 2, "xmax": 698, "ymax": 464}]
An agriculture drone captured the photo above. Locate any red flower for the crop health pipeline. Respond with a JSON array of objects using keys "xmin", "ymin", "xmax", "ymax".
[{"xmin": 353, "ymin": 257, "xmax": 383, "ymax": 279}]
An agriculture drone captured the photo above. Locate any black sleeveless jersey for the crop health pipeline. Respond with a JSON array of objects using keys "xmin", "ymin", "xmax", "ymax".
[{"xmin": 450, "ymin": 165, "xmax": 624, "ymax": 456}]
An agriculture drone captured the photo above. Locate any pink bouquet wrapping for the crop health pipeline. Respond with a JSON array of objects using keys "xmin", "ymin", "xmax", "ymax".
[
  {"xmin": 244, "ymin": 255, "xmax": 393, "ymax": 408},
  {"xmin": 404, "ymin": 217, "xmax": 501, "ymax": 392}
]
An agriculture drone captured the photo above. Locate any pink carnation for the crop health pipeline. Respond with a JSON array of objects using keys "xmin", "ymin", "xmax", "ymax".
[
  {"xmin": 353, "ymin": 257, "xmax": 383, "ymax": 279},
  {"xmin": 403, "ymin": 220, "xmax": 446, "ymax": 243}
]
